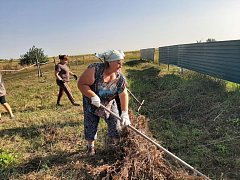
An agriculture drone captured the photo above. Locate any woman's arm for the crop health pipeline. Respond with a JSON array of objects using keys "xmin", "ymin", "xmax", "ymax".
[
  {"xmin": 69, "ymin": 71, "xmax": 77, "ymax": 80},
  {"xmin": 77, "ymin": 67, "xmax": 97, "ymax": 98},
  {"xmin": 69, "ymin": 71, "xmax": 75, "ymax": 76},
  {"xmin": 55, "ymin": 71, "xmax": 63, "ymax": 81},
  {"xmin": 118, "ymin": 87, "xmax": 129, "ymax": 112},
  {"xmin": 119, "ymin": 87, "xmax": 131, "ymax": 126}
]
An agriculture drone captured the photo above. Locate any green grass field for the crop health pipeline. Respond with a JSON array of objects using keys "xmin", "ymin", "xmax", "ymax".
[
  {"xmin": 0, "ymin": 52, "xmax": 239, "ymax": 179},
  {"xmin": 124, "ymin": 60, "xmax": 240, "ymax": 179}
]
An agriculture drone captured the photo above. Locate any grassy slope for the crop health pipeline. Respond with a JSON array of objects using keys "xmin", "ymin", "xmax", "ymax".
[
  {"xmin": 0, "ymin": 54, "xmax": 239, "ymax": 179},
  {"xmin": 0, "ymin": 61, "xmax": 109, "ymax": 179},
  {"xmin": 125, "ymin": 60, "xmax": 240, "ymax": 179}
]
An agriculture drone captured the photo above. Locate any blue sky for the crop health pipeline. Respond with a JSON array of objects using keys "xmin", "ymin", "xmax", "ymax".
[{"xmin": 0, "ymin": 0, "xmax": 239, "ymax": 59}]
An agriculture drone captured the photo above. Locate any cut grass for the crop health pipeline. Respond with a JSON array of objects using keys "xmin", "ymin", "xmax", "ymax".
[
  {"xmin": 0, "ymin": 56, "xmax": 239, "ymax": 179},
  {"xmin": 125, "ymin": 60, "xmax": 240, "ymax": 179}
]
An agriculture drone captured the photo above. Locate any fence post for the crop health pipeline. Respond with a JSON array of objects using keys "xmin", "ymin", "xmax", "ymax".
[{"xmin": 36, "ymin": 55, "xmax": 42, "ymax": 77}]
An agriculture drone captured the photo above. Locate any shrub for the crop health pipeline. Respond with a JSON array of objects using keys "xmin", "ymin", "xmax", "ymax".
[{"xmin": 20, "ymin": 45, "xmax": 48, "ymax": 65}]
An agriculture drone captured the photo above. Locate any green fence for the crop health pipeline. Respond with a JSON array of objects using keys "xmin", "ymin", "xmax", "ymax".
[{"xmin": 159, "ymin": 40, "xmax": 240, "ymax": 83}]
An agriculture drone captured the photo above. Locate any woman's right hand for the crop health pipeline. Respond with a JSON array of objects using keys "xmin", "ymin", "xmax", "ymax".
[
  {"xmin": 58, "ymin": 79, "xmax": 65, "ymax": 84},
  {"xmin": 91, "ymin": 95, "xmax": 101, "ymax": 107}
]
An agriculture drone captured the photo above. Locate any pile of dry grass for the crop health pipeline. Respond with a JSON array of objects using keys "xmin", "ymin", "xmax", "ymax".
[{"xmin": 85, "ymin": 110, "xmax": 205, "ymax": 179}]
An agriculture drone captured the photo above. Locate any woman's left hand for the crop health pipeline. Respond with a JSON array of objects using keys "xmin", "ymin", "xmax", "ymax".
[
  {"xmin": 121, "ymin": 110, "xmax": 131, "ymax": 126},
  {"xmin": 73, "ymin": 74, "xmax": 78, "ymax": 80}
]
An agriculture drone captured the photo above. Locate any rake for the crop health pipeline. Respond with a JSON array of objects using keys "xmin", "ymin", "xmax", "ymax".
[{"xmin": 100, "ymin": 104, "xmax": 210, "ymax": 180}]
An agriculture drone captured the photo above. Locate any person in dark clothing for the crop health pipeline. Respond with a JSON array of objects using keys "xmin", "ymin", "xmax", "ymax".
[{"xmin": 55, "ymin": 55, "xmax": 79, "ymax": 106}]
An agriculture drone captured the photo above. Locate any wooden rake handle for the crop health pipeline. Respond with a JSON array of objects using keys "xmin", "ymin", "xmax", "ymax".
[{"xmin": 99, "ymin": 104, "xmax": 210, "ymax": 179}]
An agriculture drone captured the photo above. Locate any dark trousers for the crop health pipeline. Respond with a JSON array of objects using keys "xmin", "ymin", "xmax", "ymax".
[{"xmin": 56, "ymin": 79, "xmax": 75, "ymax": 104}]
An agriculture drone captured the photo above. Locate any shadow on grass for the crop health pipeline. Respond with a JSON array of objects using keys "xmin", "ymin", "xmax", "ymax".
[
  {"xmin": 124, "ymin": 59, "xmax": 148, "ymax": 66},
  {"xmin": 2, "ymin": 148, "xmax": 122, "ymax": 178},
  {"xmin": 126, "ymin": 66, "xmax": 161, "ymax": 80},
  {"xmin": 1, "ymin": 151, "xmax": 81, "ymax": 177},
  {"xmin": 0, "ymin": 121, "xmax": 82, "ymax": 140}
]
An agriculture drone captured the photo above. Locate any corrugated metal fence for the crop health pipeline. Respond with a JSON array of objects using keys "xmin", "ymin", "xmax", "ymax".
[
  {"xmin": 140, "ymin": 48, "xmax": 155, "ymax": 62},
  {"xmin": 159, "ymin": 40, "xmax": 240, "ymax": 84}
]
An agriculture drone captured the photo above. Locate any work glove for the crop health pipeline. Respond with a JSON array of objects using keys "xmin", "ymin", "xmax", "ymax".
[
  {"xmin": 91, "ymin": 95, "xmax": 101, "ymax": 107},
  {"xmin": 73, "ymin": 74, "xmax": 78, "ymax": 80},
  {"xmin": 121, "ymin": 110, "xmax": 131, "ymax": 126},
  {"xmin": 59, "ymin": 79, "xmax": 65, "ymax": 84}
]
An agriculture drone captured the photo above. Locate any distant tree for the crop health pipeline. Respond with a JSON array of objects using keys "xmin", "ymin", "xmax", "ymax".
[
  {"xmin": 20, "ymin": 46, "xmax": 48, "ymax": 65},
  {"xmin": 206, "ymin": 38, "xmax": 216, "ymax": 42},
  {"xmin": 197, "ymin": 40, "xmax": 202, "ymax": 43}
]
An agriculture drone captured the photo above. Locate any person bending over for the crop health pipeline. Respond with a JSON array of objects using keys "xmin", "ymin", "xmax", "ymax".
[{"xmin": 78, "ymin": 50, "xmax": 131, "ymax": 155}]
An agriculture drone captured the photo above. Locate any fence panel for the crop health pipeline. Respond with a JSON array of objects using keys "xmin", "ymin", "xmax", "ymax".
[
  {"xmin": 159, "ymin": 45, "xmax": 179, "ymax": 66},
  {"xmin": 140, "ymin": 48, "xmax": 155, "ymax": 62},
  {"xmin": 159, "ymin": 40, "xmax": 240, "ymax": 83}
]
